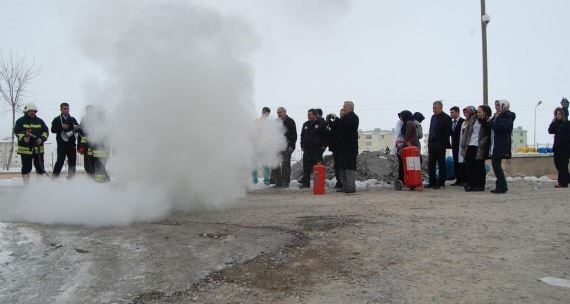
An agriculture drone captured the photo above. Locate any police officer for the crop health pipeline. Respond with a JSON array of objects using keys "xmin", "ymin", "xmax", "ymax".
[
  {"xmin": 299, "ymin": 108, "xmax": 327, "ymax": 188},
  {"xmin": 13, "ymin": 103, "xmax": 49, "ymax": 184}
]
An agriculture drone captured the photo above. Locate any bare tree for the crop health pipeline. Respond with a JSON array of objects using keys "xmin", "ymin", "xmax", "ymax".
[{"xmin": 0, "ymin": 51, "xmax": 37, "ymax": 170}]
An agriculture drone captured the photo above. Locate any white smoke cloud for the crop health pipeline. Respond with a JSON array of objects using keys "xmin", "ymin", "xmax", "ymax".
[{"xmin": 0, "ymin": 0, "xmax": 286, "ymax": 226}]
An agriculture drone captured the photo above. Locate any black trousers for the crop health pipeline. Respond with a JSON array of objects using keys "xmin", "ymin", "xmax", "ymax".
[
  {"xmin": 84, "ymin": 154, "xmax": 95, "ymax": 175},
  {"xmin": 397, "ymin": 154, "xmax": 404, "ymax": 182},
  {"xmin": 464, "ymin": 146, "xmax": 486, "ymax": 189},
  {"xmin": 554, "ymin": 149, "xmax": 570, "ymax": 187},
  {"xmin": 301, "ymin": 149, "xmax": 322, "ymax": 186},
  {"xmin": 274, "ymin": 150, "xmax": 293, "ymax": 186},
  {"xmin": 21, "ymin": 153, "xmax": 46, "ymax": 175},
  {"xmin": 53, "ymin": 143, "xmax": 77, "ymax": 177},
  {"xmin": 428, "ymin": 145, "xmax": 446, "ymax": 186}
]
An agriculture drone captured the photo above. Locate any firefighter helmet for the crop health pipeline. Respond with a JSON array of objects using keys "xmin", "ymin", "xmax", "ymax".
[{"xmin": 23, "ymin": 103, "xmax": 38, "ymax": 113}]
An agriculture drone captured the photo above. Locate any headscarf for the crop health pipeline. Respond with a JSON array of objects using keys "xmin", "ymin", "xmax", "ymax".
[
  {"xmin": 412, "ymin": 112, "xmax": 425, "ymax": 122},
  {"xmin": 495, "ymin": 99, "xmax": 510, "ymax": 113},
  {"xmin": 399, "ymin": 110, "xmax": 413, "ymax": 136},
  {"xmin": 462, "ymin": 106, "xmax": 476, "ymax": 119}
]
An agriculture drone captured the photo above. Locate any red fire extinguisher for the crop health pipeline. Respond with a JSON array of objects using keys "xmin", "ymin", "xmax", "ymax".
[
  {"xmin": 313, "ymin": 162, "xmax": 326, "ymax": 195},
  {"xmin": 401, "ymin": 146, "xmax": 423, "ymax": 190}
]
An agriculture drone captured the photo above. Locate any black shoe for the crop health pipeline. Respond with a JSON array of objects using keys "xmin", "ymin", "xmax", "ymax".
[
  {"xmin": 490, "ymin": 188, "xmax": 507, "ymax": 194},
  {"xmin": 334, "ymin": 183, "xmax": 343, "ymax": 189},
  {"xmin": 450, "ymin": 182, "xmax": 463, "ymax": 186},
  {"xmin": 271, "ymin": 184, "xmax": 283, "ymax": 188},
  {"xmin": 471, "ymin": 187, "xmax": 485, "ymax": 192},
  {"xmin": 343, "ymin": 189, "xmax": 355, "ymax": 193},
  {"xmin": 424, "ymin": 184, "xmax": 436, "ymax": 188},
  {"xmin": 336, "ymin": 188, "xmax": 345, "ymax": 192},
  {"xmin": 464, "ymin": 186, "xmax": 472, "ymax": 192},
  {"xmin": 299, "ymin": 184, "xmax": 310, "ymax": 189}
]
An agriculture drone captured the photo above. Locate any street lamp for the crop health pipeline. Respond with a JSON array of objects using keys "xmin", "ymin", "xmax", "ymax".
[
  {"xmin": 481, "ymin": 0, "xmax": 490, "ymax": 105},
  {"xmin": 534, "ymin": 100, "xmax": 542, "ymax": 149}
]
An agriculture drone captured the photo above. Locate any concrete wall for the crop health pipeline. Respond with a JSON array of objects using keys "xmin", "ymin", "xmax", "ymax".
[{"xmin": 486, "ymin": 154, "xmax": 560, "ymax": 177}]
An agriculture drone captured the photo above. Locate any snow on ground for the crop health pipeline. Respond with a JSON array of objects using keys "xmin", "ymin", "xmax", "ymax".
[{"xmin": 0, "ymin": 223, "xmax": 14, "ymax": 265}]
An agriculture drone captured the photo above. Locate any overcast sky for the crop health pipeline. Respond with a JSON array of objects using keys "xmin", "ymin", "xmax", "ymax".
[{"xmin": 1, "ymin": 0, "xmax": 569, "ymax": 146}]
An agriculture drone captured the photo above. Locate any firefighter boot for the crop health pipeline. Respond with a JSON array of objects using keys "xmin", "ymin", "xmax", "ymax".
[{"xmin": 22, "ymin": 174, "xmax": 30, "ymax": 185}]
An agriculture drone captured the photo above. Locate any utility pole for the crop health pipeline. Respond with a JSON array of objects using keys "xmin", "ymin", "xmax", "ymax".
[{"xmin": 481, "ymin": 0, "xmax": 490, "ymax": 105}]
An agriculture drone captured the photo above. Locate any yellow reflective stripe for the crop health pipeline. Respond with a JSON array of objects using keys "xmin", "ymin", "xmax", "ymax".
[
  {"xmin": 16, "ymin": 133, "xmax": 25, "ymax": 140},
  {"xmin": 41, "ymin": 132, "xmax": 48, "ymax": 138},
  {"xmin": 92, "ymin": 151, "xmax": 109, "ymax": 157},
  {"xmin": 16, "ymin": 146, "xmax": 44, "ymax": 154},
  {"xmin": 80, "ymin": 137, "xmax": 88, "ymax": 143},
  {"xmin": 22, "ymin": 124, "xmax": 42, "ymax": 129},
  {"xmin": 17, "ymin": 147, "xmax": 32, "ymax": 154}
]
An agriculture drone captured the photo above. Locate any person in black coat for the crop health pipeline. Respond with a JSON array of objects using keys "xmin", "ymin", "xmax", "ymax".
[
  {"xmin": 548, "ymin": 107, "xmax": 570, "ymax": 188},
  {"xmin": 327, "ymin": 108, "xmax": 345, "ymax": 189},
  {"xmin": 51, "ymin": 102, "xmax": 80, "ymax": 179},
  {"xmin": 449, "ymin": 106, "xmax": 466, "ymax": 186},
  {"xmin": 426, "ymin": 100, "xmax": 452, "ymax": 188},
  {"xmin": 330, "ymin": 101, "xmax": 359, "ymax": 193},
  {"xmin": 489, "ymin": 99, "xmax": 516, "ymax": 194},
  {"xmin": 299, "ymin": 109, "xmax": 328, "ymax": 188},
  {"xmin": 273, "ymin": 107, "xmax": 297, "ymax": 188}
]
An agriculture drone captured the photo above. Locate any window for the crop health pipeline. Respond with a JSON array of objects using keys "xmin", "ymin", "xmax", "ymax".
[
  {"xmin": 366, "ymin": 142, "xmax": 372, "ymax": 146},
  {"xmin": 365, "ymin": 135, "xmax": 372, "ymax": 139},
  {"xmin": 520, "ymin": 139, "xmax": 523, "ymax": 144}
]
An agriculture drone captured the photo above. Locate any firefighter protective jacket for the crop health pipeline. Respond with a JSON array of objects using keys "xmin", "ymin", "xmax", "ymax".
[{"xmin": 14, "ymin": 114, "xmax": 49, "ymax": 155}]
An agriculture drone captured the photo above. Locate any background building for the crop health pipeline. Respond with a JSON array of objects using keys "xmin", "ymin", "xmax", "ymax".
[
  {"xmin": 511, "ymin": 126, "xmax": 528, "ymax": 151},
  {"xmin": 358, "ymin": 128, "xmax": 395, "ymax": 153}
]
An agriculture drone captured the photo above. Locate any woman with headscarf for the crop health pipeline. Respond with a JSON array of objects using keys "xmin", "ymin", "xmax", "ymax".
[
  {"xmin": 461, "ymin": 105, "xmax": 492, "ymax": 191},
  {"xmin": 489, "ymin": 99, "xmax": 516, "ymax": 194},
  {"xmin": 458, "ymin": 106, "xmax": 476, "ymax": 185},
  {"xmin": 412, "ymin": 112, "xmax": 425, "ymax": 161},
  {"xmin": 548, "ymin": 107, "xmax": 570, "ymax": 188},
  {"xmin": 396, "ymin": 110, "xmax": 419, "ymax": 183}
]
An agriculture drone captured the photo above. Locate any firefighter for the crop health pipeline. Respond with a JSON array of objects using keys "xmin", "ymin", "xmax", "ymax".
[
  {"xmin": 13, "ymin": 103, "xmax": 49, "ymax": 184},
  {"xmin": 78, "ymin": 105, "xmax": 110, "ymax": 182},
  {"xmin": 77, "ymin": 105, "xmax": 94, "ymax": 176}
]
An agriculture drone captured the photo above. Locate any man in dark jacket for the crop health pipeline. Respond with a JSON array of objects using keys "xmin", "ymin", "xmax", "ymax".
[
  {"xmin": 331, "ymin": 101, "xmax": 359, "ymax": 193},
  {"xmin": 449, "ymin": 106, "xmax": 466, "ymax": 186},
  {"xmin": 299, "ymin": 108, "xmax": 327, "ymax": 188},
  {"xmin": 273, "ymin": 107, "xmax": 297, "ymax": 188},
  {"xmin": 51, "ymin": 102, "xmax": 80, "ymax": 179},
  {"xmin": 13, "ymin": 103, "xmax": 49, "ymax": 184},
  {"xmin": 427, "ymin": 100, "xmax": 452, "ymax": 189},
  {"xmin": 489, "ymin": 99, "xmax": 516, "ymax": 193}
]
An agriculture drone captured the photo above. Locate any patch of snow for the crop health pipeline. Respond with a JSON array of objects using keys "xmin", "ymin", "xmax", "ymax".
[
  {"xmin": 0, "ymin": 222, "xmax": 14, "ymax": 265},
  {"xmin": 540, "ymin": 277, "xmax": 570, "ymax": 288},
  {"xmin": 523, "ymin": 176, "xmax": 539, "ymax": 182},
  {"xmin": 538, "ymin": 176, "xmax": 554, "ymax": 182}
]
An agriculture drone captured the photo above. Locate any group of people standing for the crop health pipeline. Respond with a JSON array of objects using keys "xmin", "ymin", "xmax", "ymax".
[
  {"xmin": 13, "ymin": 102, "xmax": 110, "ymax": 183},
  {"xmin": 422, "ymin": 100, "xmax": 516, "ymax": 193},
  {"xmin": 255, "ymin": 101, "xmax": 359, "ymax": 193},
  {"xmin": 419, "ymin": 98, "xmax": 569, "ymax": 193}
]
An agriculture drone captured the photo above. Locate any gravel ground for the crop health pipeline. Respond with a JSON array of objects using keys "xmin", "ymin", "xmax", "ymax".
[{"xmin": 2, "ymin": 180, "xmax": 570, "ymax": 303}]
